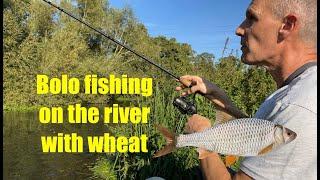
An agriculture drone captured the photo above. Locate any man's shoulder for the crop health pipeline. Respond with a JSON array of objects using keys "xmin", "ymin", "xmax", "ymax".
[
  {"xmin": 282, "ymin": 66, "xmax": 317, "ymax": 113},
  {"xmin": 255, "ymin": 66, "xmax": 317, "ymax": 119}
]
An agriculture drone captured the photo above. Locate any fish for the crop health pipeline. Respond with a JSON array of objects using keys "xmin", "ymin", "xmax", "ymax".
[
  {"xmin": 184, "ymin": 112, "xmax": 239, "ymax": 166},
  {"xmin": 153, "ymin": 118, "xmax": 297, "ymax": 158}
]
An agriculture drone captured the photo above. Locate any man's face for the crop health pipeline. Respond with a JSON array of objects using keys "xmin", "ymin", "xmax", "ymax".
[{"xmin": 236, "ymin": 0, "xmax": 282, "ymax": 65}]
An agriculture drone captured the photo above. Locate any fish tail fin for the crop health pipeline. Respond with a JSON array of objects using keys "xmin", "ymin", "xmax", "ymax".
[{"xmin": 153, "ymin": 125, "xmax": 177, "ymax": 158}]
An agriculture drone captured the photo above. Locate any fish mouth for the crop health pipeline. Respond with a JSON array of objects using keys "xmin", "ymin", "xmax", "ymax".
[
  {"xmin": 285, "ymin": 128, "xmax": 297, "ymax": 143},
  {"xmin": 288, "ymin": 131, "xmax": 297, "ymax": 142}
]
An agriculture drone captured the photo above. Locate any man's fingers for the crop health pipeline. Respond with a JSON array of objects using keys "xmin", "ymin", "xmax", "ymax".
[
  {"xmin": 179, "ymin": 75, "xmax": 206, "ymax": 93},
  {"xmin": 180, "ymin": 88, "xmax": 197, "ymax": 96},
  {"xmin": 178, "ymin": 85, "xmax": 204, "ymax": 96},
  {"xmin": 175, "ymin": 86, "xmax": 183, "ymax": 91},
  {"xmin": 184, "ymin": 122, "xmax": 194, "ymax": 133},
  {"xmin": 190, "ymin": 86, "xmax": 201, "ymax": 93},
  {"xmin": 179, "ymin": 75, "xmax": 203, "ymax": 87},
  {"xmin": 177, "ymin": 75, "xmax": 206, "ymax": 95},
  {"xmin": 181, "ymin": 91, "xmax": 188, "ymax": 96},
  {"xmin": 187, "ymin": 89, "xmax": 193, "ymax": 95},
  {"xmin": 175, "ymin": 84, "xmax": 188, "ymax": 91},
  {"xmin": 179, "ymin": 78, "xmax": 192, "ymax": 87},
  {"xmin": 180, "ymin": 75, "xmax": 202, "ymax": 82}
]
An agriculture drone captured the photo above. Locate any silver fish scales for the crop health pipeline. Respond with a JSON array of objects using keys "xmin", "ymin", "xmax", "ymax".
[
  {"xmin": 176, "ymin": 118, "xmax": 274, "ymax": 156},
  {"xmin": 154, "ymin": 118, "xmax": 296, "ymax": 158}
]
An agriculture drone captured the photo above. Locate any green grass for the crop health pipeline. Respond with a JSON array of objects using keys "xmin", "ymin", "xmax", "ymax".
[{"xmin": 90, "ymin": 157, "xmax": 117, "ymax": 180}]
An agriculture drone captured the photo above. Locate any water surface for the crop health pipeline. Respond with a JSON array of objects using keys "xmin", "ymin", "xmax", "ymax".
[{"xmin": 4, "ymin": 111, "xmax": 109, "ymax": 179}]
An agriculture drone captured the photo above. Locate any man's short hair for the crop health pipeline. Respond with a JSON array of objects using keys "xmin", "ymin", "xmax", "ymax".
[{"xmin": 267, "ymin": 0, "xmax": 317, "ymax": 46}]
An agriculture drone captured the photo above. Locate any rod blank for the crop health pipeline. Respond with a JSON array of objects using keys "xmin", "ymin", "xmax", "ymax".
[{"xmin": 41, "ymin": 0, "xmax": 180, "ymax": 80}]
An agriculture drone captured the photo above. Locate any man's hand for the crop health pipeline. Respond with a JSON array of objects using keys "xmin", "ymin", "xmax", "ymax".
[
  {"xmin": 185, "ymin": 114, "xmax": 217, "ymax": 160},
  {"xmin": 176, "ymin": 75, "xmax": 219, "ymax": 96},
  {"xmin": 185, "ymin": 114, "xmax": 212, "ymax": 133}
]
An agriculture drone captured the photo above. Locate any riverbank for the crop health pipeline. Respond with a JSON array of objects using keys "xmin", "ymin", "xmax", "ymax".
[
  {"xmin": 4, "ymin": 104, "xmax": 40, "ymax": 112},
  {"xmin": 3, "ymin": 111, "xmax": 105, "ymax": 179}
]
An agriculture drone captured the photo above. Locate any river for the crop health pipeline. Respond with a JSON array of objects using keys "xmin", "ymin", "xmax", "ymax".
[{"xmin": 3, "ymin": 111, "xmax": 109, "ymax": 179}]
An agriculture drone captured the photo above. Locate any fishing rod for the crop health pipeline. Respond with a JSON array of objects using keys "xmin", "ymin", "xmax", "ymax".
[
  {"xmin": 42, "ymin": 0, "xmax": 178, "ymax": 80},
  {"xmin": 42, "ymin": 0, "xmax": 197, "ymax": 115}
]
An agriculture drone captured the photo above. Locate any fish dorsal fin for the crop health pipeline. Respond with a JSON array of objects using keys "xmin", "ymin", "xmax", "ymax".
[
  {"xmin": 258, "ymin": 143, "xmax": 274, "ymax": 155},
  {"xmin": 214, "ymin": 106, "xmax": 235, "ymax": 125}
]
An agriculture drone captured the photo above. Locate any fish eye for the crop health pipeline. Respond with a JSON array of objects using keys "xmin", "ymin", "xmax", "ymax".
[{"xmin": 287, "ymin": 132, "xmax": 291, "ymax": 136}]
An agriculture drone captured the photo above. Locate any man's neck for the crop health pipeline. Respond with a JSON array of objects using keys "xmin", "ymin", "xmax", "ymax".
[{"xmin": 268, "ymin": 45, "xmax": 317, "ymax": 88}]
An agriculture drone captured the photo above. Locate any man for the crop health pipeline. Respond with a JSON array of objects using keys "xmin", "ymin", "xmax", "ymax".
[{"xmin": 176, "ymin": 0, "xmax": 317, "ymax": 179}]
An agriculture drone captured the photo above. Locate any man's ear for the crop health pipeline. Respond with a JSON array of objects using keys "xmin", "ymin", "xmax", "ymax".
[{"xmin": 278, "ymin": 14, "xmax": 298, "ymax": 42}]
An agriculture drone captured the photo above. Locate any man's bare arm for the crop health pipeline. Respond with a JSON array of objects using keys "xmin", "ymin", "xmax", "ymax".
[
  {"xmin": 200, "ymin": 152, "xmax": 252, "ymax": 180},
  {"xmin": 200, "ymin": 153, "xmax": 231, "ymax": 180}
]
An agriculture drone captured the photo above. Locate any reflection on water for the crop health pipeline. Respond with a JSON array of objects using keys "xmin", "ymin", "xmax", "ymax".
[{"xmin": 4, "ymin": 111, "xmax": 109, "ymax": 179}]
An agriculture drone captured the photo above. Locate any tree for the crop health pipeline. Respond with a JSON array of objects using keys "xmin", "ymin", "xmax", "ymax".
[
  {"xmin": 213, "ymin": 56, "xmax": 247, "ymax": 113},
  {"xmin": 192, "ymin": 52, "xmax": 215, "ymax": 80},
  {"xmin": 242, "ymin": 66, "xmax": 276, "ymax": 116}
]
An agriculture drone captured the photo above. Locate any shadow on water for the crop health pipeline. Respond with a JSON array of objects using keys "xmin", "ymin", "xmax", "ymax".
[{"xmin": 3, "ymin": 110, "xmax": 110, "ymax": 180}]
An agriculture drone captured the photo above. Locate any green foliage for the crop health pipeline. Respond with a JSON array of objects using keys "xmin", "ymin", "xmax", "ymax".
[
  {"xmin": 90, "ymin": 157, "xmax": 117, "ymax": 180},
  {"xmin": 4, "ymin": 0, "xmax": 277, "ymax": 179},
  {"xmin": 213, "ymin": 56, "xmax": 276, "ymax": 116},
  {"xmin": 242, "ymin": 66, "xmax": 277, "ymax": 116},
  {"xmin": 28, "ymin": 0, "xmax": 54, "ymax": 38},
  {"xmin": 213, "ymin": 56, "xmax": 247, "ymax": 113}
]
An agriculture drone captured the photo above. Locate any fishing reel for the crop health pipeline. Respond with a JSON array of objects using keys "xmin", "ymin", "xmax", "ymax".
[{"xmin": 173, "ymin": 94, "xmax": 197, "ymax": 115}]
